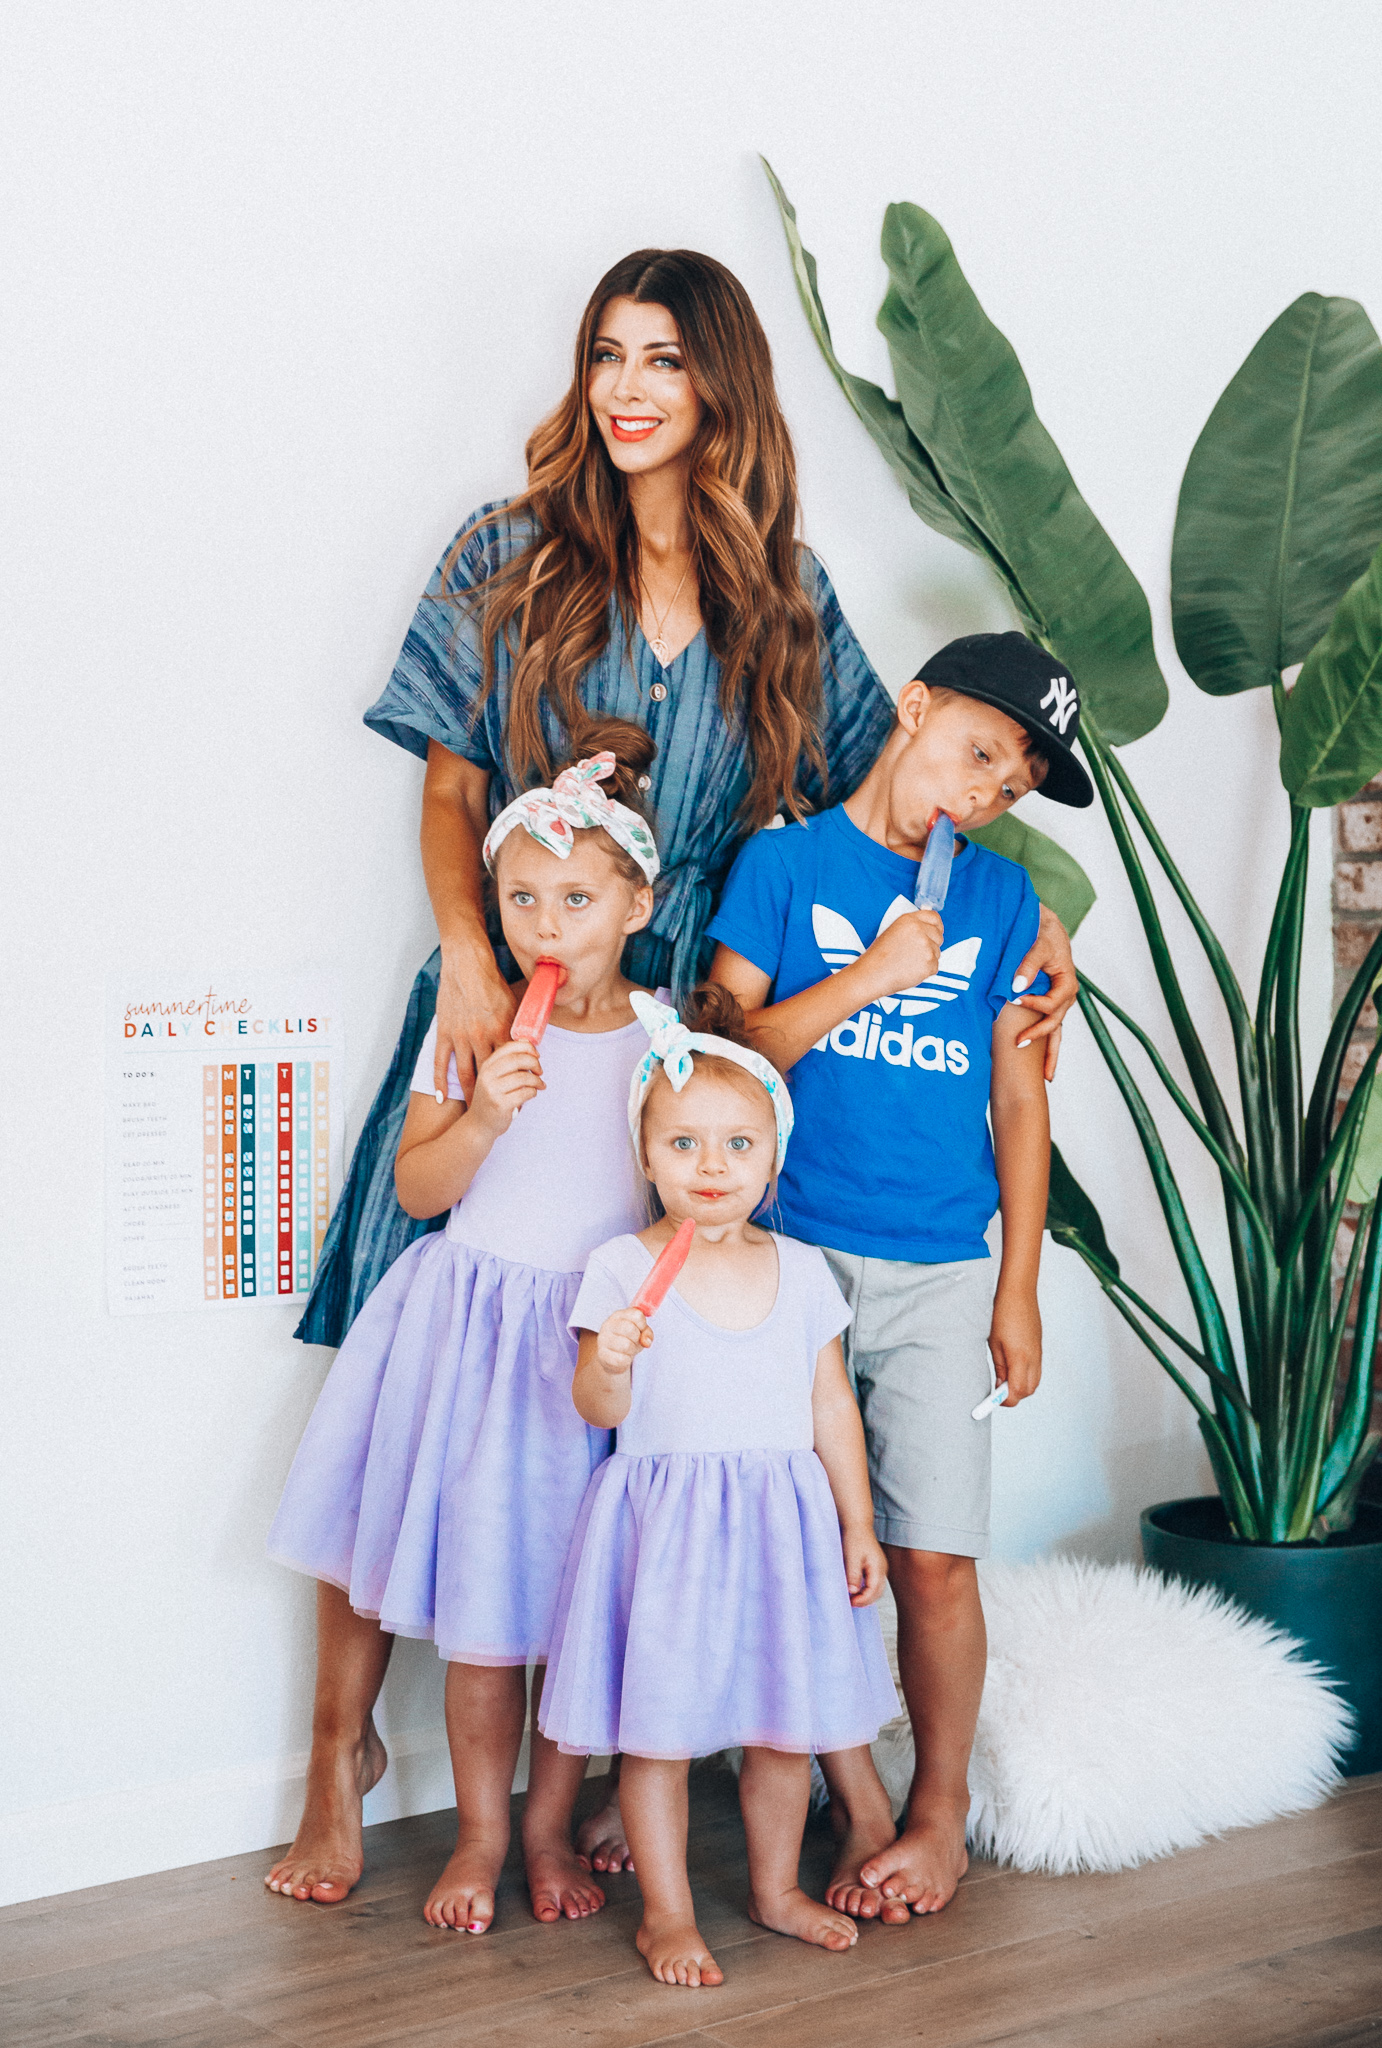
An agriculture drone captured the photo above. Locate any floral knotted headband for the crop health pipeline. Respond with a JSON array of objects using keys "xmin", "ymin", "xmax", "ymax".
[
  {"xmin": 482, "ymin": 753, "xmax": 660, "ymax": 883},
  {"xmin": 627, "ymin": 991, "xmax": 794, "ymax": 1172}
]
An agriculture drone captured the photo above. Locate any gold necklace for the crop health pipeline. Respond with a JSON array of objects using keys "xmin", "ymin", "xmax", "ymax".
[{"xmin": 641, "ymin": 551, "xmax": 694, "ymax": 669}]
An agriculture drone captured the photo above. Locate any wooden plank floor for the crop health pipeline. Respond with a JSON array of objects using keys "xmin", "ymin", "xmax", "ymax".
[{"xmin": 3, "ymin": 1772, "xmax": 1380, "ymax": 2048}]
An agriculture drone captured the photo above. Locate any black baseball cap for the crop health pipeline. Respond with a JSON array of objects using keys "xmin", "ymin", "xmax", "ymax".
[{"xmin": 913, "ymin": 632, "xmax": 1094, "ymax": 808}]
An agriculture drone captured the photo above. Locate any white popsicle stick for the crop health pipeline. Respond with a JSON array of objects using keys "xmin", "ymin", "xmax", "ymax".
[{"xmin": 971, "ymin": 1382, "xmax": 1010, "ymax": 1420}]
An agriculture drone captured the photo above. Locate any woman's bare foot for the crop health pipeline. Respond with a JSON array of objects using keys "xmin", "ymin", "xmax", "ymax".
[
  {"xmin": 575, "ymin": 1785, "xmax": 634, "ymax": 1873},
  {"xmin": 824, "ymin": 1788, "xmax": 911, "ymax": 1926},
  {"xmin": 265, "ymin": 1716, "xmax": 387, "ymax": 1903},
  {"xmin": 858, "ymin": 1795, "xmax": 970, "ymax": 1915},
  {"xmin": 636, "ymin": 1913, "xmax": 724, "ymax": 1987},
  {"xmin": 424, "ymin": 1827, "xmax": 509, "ymax": 1932},
  {"xmin": 748, "ymin": 1884, "xmax": 857, "ymax": 1952},
  {"xmin": 524, "ymin": 1834, "xmax": 606, "ymax": 1923}
]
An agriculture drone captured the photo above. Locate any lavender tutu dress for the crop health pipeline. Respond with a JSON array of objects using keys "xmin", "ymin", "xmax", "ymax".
[
  {"xmin": 539, "ymin": 1232, "xmax": 900, "ymax": 1758},
  {"xmin": 268, "ymin": 1008, "xmax": 659, "ymax": 1665}
]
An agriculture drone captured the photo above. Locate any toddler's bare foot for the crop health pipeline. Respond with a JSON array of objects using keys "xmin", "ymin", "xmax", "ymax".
[
  {"xmin": 575, "ymin": 1784, "xmax": 634, "ymax": 1872},
  {"xmin": 264, "ymin": 1716, "xmax": 387, "ymax": 1903},
  {"xmin": 636, "ymin": 1913, "xmax": 724, "ymax": 1987},
  {"xmin": 748, "ymin": 1883, "xmax": 857, "ymax": 1951},
  {"xmin": 524, "ymin": 1833, "xmax": 605, "ymax": 1923},
  {"xmin": 859, "ymin": 1794, "xmax": 969, "ymax": 1915},
  {"xmin": 825, "ymin": 1787, "xmax": 911, "ymax": 1926},
  {"xmin": 424, "ymin": 1827, "xmax": 509, "ymax": 1932}
]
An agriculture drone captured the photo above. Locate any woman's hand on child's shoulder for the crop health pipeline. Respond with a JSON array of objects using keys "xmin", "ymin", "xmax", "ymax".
[
  {"xmin": 842, "ymin": 1524, "xmax": 888, "ymax": 1608},
  {"xmin": 596, "ymin": 1307, "xmax": 653, "ymax": 1378},
  {"xmin": 468, "ymin": 1040, "xmax": 545, "ymax": 1136}
]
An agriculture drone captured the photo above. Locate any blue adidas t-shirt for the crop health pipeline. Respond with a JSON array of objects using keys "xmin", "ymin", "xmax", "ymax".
[{"xmin": 706, "ymin": 803, "xmax": 1043, "ymax": 1263}]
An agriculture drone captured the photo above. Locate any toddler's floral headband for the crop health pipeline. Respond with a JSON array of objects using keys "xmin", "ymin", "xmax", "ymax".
[
  {"xmin": 627, "ymin": 991, "xmax": 794, "ymax": 1172},
  {"xmin": 482, "ymin": 753, "xmax": 660, "ymax": 883}
]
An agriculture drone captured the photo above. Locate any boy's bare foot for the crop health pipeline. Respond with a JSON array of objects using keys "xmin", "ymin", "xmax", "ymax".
[
  {"xmin": 264, "ymin": 1716, "xmax": 387, "ymax": 1903},
  {"xmin": 636, "ymin": 1913, "xmax": 724, "ymax": 1987},
  {"xmin": 575, "ymin": 1785, "xmax": 634, "ymax": 1872},
  {"xmin": 858, "ymin": 1795, "xmax": 969, "ymax": 1915},
  {"xmin": 424, "ymin": 1827, "xmax": 509, "ymax": 1932},
  {"xmin": 748, "ymin": 1884, "xmax": 857, "ymax": 1951},
  {"xmin": 524, "ymin": 1834, "xmax": 606, "ymax": 1923},
  {"xmin": 824, "ymin": 1787, "xmax": 911, "ymax": 1925}
]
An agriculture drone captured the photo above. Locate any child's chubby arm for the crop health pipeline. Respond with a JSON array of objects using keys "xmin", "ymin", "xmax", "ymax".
[
  {"xmin": 572, "ymin": 1311, "xmax": 652, "ymax": 1428},
  {"xmin": 988, "ymin": 1001, "xmax": 1051, "ymax": 1405},
  {"xmin": 811, "ymin": 1337, "xmax": 887, "ymax": 1607},
  {"xmin": 710, "ymin": 909, "xmax": 944, "ymax": 1074},
  {"xmin": 394, "ymin": 1040, "xmax": 544, "ymax": 1218}
]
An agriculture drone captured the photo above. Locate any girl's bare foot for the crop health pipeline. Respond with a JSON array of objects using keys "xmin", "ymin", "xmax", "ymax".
[
  {"xmin": 264, "ymin": 1716, "xmax": 387, "ymax": 1903},
  {"xmin": 858, "ymin": 1795, "xmax": 970, "ymax": 1915},
  {"xmin": 635, "ymin": 1913, "xmax": 724, "ymax": 1987},
  {"xmin": 748, "ymin": 1883, "xmax": 857, "ymax": 1951},
  {"xmin": 424, "ymin": 1827, "xmax": 509, "ymax": 1932},
  {"xmin": 524, "ymin": 1834, "xmax": 605, "ymax": 1922},
  {"xmin": 824, "ymin": 1784, "xmax": 911, "ymax": 1926},
  {"xmin": 575, "ymin": 1785, "xmax": 634, "ymax": 1872}
]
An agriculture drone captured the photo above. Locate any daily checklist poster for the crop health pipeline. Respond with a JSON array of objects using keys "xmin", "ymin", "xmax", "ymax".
[{"xmin": 106, "ymin": 980, "xmax": 345, "ymax": 1315}]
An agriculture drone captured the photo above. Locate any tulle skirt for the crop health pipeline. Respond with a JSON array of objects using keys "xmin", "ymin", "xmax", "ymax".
[
  {"xmin": 268, "ymin": 1232, "xmax": 610, "ymax": 1664},
  {"xmin": 539, "ymin": 1448, "xmax": 899, "ymax": 1758}
]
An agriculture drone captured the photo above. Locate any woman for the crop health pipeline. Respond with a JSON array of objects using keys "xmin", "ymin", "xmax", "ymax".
[{"xmin": 275, "ymin": 246, "xmax": 1075, "ymax": 1910}]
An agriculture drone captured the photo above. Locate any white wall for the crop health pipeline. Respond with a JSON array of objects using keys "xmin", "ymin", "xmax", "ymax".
[{"xmin": 3, "ymin": 0, "xmax": 1376, "ymax": 1905}]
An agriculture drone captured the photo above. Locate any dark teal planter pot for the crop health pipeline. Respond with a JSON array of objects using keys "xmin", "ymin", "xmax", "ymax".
[{"xmin": 1141, "ymin": 1496, "xmax": 1382, "ymax": 1777}]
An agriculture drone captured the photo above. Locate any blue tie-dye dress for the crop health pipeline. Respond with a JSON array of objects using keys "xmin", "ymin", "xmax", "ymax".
[{"xmin": 297, "ymin": 501, "xmax": 892, "ymax": 1346}]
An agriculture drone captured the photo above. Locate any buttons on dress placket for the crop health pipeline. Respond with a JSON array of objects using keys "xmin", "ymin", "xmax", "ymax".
[{"xmin": 650, "ymin": 681, "xmax": 668, "ymax": 702}]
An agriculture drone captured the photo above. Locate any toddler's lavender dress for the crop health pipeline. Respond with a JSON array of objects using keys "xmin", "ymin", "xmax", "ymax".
[
  {"xmin": 539, "ymin": 1233, "xmax": 900, "ymax": 1757},
  {"xmin": 268, "ymin": 1011, "xmax": 655, "ymax": 1665}
]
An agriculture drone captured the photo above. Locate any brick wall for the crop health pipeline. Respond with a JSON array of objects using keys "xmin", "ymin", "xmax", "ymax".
[{"xmin": 1333, "ymin": 785, "xmax": 1382, "ymax": 1503}]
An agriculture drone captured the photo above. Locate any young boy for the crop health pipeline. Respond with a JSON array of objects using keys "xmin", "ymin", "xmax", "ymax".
[{"xmin": 707, "ymin": 631, "xmax": 1092, "ymax": 1922}]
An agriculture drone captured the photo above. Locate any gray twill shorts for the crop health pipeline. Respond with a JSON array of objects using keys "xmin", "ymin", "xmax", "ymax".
[{"xmin": 821, "ymin": 1247, "xmax": 996, "ymax": 1559}]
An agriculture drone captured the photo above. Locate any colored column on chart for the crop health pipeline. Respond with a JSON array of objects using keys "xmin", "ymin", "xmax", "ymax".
[
  {"xmin": 256, "ymin": 1062, "xmax": 277, "ymax": 1298},
  {"xmin": 277, "ymin": 1062, "xmax": 293, "ymax": 1294},
  {"xmin": 203, "ymin": 1066, "xmax": 221, "ymax": 1300},
  {"xmin": 239, "ymin": 1064, "xmax": 256, "ymax": 1297},
  {"xmin": 312, "ymin": 1060, "xmax": 330, "ymax": 1265},
  {"xmin": 295, "ymin": 1060, "xmax": 311, "ymax": 1294},
  {"xmin": 220, "ymin": 1064, "xmax": 239, "ymax": 1300}
]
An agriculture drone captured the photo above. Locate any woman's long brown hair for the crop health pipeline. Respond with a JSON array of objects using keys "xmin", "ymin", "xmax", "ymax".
[{"xmin": 443, "ymin": 248, "xmax": 827, "ymax": 830}]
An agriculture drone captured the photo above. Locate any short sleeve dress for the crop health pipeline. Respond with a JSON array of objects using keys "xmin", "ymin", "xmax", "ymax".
[
  {"xmin": 538, "ymin": 1232, "xmax": 899, "ymax": 1759},
  {"xmin": 268, "ymin": 1007, "xmax": 663, "ymax": 1666},
  {"xmin": 297, "ymin": 502, "xmax": 894, "ymax": 1347}
]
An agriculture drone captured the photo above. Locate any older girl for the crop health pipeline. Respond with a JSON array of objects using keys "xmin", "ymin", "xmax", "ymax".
[{"xmin": 268, "ymin": 726, "xmax": 666, "ymax": 1930}]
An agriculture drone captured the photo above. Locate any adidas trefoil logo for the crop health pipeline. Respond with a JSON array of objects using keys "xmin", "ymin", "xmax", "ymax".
[{"xmin": 812, "ymin": 899, "xmax": 981, "ymax": 1016}]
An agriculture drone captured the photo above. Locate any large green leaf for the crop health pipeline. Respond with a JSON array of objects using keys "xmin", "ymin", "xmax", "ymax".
[
  {"xmin": 874, "ymin": 202, "xmax": 1168, "ymax": 747},
  {"xmin": 1046, "ymin": 1144, "xmax": 1119, "ymax": 1273},
  {"xmin": 762, "ymin": 163, "xmax": 1167, "ymax": 748},
  {"xmin": 967, "ymin": 813, "xmax": 1096, "ymax": 935},
  {"xmin": 1172, "ymin": 294, "xmax": 1382, "ymax": 698},
  {"xmin": 1281, "ymin": 539, "xmax": 1382, "ymax": 806},
  {"xmin": 761, "ymin": 160, "xmax": 1005, "ymax": 566}
]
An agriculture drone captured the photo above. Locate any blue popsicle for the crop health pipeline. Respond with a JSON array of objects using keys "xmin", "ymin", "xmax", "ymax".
[{"xmin": 914, "ymin": 811, "xmax": 956, "ymax": 912}]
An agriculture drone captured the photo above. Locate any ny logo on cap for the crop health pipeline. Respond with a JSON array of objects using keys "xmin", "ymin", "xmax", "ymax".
[{"xmin": 1041, "ymin": 675, "xmax": 1078, "ymax": 735}]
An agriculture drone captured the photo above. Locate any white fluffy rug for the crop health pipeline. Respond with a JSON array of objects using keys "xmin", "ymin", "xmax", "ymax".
[{"xmin": 850, "ymin": 1555, "xmax": 1354, "ymax": 1875}]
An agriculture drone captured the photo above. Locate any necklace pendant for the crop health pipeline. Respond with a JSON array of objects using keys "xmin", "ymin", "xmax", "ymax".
[{"xmin": 650, "ymin": 635, "xmax": 670, "ymax": 667}]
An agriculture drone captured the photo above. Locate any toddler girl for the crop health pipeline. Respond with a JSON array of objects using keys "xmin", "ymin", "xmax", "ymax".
[
  {"xmin": 266, "ymin": 723, "xmax": 664, "ymax": 1932},
  {"xmin": 540, "ymin": 987, "xmax": 899, "ymax": 1987}
]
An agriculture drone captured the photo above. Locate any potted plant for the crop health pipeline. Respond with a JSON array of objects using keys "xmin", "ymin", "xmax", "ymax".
[{"xmin": 766, "ymin": 165, "xmax": 1382, "ymax": 1769}]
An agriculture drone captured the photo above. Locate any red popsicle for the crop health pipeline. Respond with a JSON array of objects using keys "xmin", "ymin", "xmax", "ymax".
[
  {"xmin": 510, "ymin": 958, "xmax": 567, "ymax": 1045},
  {"xmin": 631, "ymin": 1218, "xmax": 695, "ymax": 1316}
]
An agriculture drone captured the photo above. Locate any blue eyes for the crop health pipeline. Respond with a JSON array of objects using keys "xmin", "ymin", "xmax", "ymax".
[
  {"xmin": 728, "ymin": 1136, "xmax": 750, "ymax": 1152},
  {"xmin": 673, "ymin": 1137, "xmax": 695, "ymax": 1151}
]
